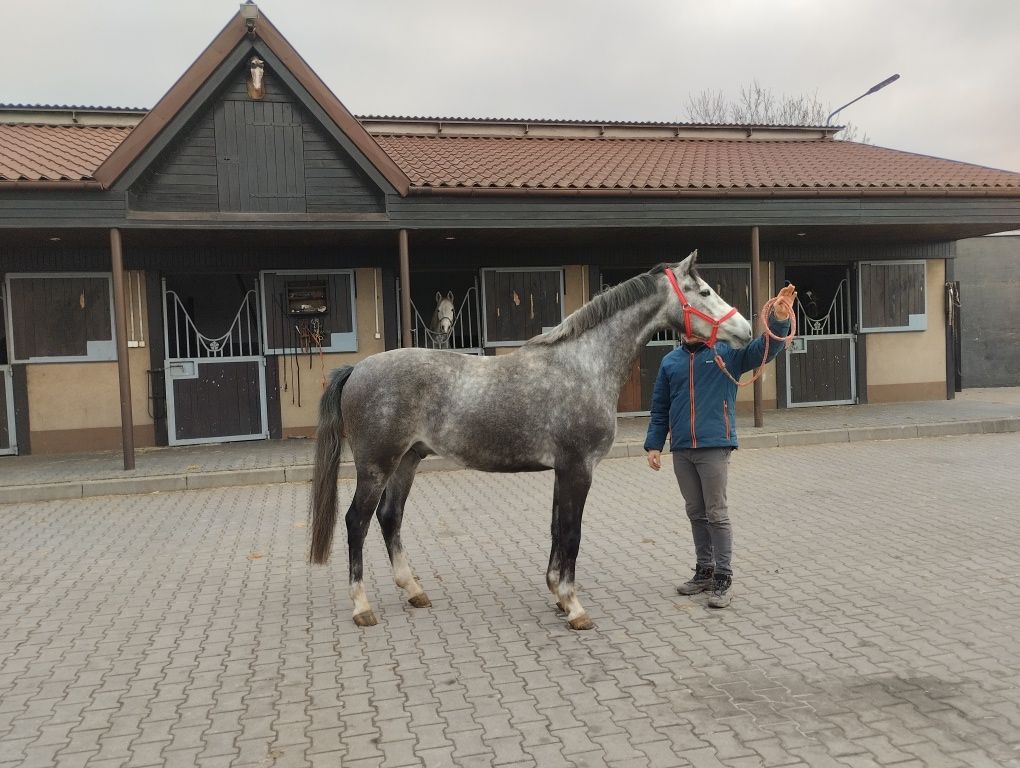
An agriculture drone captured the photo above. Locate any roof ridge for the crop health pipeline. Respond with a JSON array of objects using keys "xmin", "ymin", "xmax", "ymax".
[{"xmin": 375, "ymin": 133, "xmax": 833, "ymax": 144}]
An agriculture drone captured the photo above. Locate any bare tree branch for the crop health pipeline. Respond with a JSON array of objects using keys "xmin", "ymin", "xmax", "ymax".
[{"xmin": 684, "ymin": 80, "xmax": 870, "ymax": 143}]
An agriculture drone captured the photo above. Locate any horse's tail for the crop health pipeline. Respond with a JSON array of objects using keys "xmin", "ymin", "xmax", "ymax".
[{"xmin": 309, "ymin": 365, "xmax": 356, "ymax": 565}]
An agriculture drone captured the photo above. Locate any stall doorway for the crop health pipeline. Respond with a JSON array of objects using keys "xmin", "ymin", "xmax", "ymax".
[
  {"xmin": 399, "ymin": 270, "xmax": 483, "ymax": 353},
  {"xmin": 785, "ymin": 265, "xmax": 857, "ymax": 406},
  {"xmin": 0, "ymin": 283, "xmax": 16, "ymax": 455},
  {"xmin": 162, "ymin": 275, "xmax": 268, "ymax": 445}
]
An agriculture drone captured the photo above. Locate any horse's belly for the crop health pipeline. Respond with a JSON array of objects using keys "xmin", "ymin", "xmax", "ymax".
[{"xmin": 431, "ymin": 426, "xmax": 556, "ymax": 473}]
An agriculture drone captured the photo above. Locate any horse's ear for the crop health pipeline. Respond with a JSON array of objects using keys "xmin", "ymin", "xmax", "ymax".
[
  {"xmin": 435, "ymin": 291, "xmax": 442, "ymax": 303},
  {"xmin": 676, "ymin": 250, "xmax": 699, "ymax": 278},
  {"xmin": 447, "ymin": 290, "xmax": 454, "ymax": 301}
]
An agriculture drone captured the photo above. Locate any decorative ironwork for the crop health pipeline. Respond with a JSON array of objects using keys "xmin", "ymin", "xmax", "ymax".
[
  {"xmin": 794, "ymin": 279, "xmax": 851, "ymax": 337},
  {"xmin": 165, "ymin": 289, "xmax": 261, "ymax": 359}
]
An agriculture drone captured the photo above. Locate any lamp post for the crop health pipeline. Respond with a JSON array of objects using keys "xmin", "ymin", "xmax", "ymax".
[{"xmin": 825, "ymin": 74, "xmax": 900, "ymax": 125}]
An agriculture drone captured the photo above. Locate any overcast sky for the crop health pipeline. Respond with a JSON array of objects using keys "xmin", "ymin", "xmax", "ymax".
[{"xmin": 5, "ymin": 0, "xmax": 1019, "ymax": 172}]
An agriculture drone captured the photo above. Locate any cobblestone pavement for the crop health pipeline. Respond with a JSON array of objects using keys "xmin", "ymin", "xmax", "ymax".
[{"xmin": 1, "ymin": 433, "xmax": 1019, "ymax": 768}]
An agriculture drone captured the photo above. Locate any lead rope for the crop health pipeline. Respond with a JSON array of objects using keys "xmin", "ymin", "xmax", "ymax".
[{"xmin": 713, "ymin": 296, "xmax": 798, "ymax": 387}]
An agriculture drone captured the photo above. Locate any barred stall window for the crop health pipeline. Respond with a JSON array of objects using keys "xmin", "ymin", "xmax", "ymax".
[
  {"xmin": 481, "ymin": 268, "xmax": 563, "ymax": 346},
  {"xmin": 858, "ymin": 260, "xmax": 927, "ymax": 332},
  {"xmin": 260, "ymin": 270, "xmax": 357, "ymax": 354},
  {"xmin": 5, "ymin": 273, "xmax": 116, "ymax": 363}
]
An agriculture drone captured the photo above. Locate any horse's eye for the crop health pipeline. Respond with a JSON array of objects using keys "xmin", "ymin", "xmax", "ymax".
[{"xmin": 699, "ymin": 289, "xmax": 711, "ymax": 297}]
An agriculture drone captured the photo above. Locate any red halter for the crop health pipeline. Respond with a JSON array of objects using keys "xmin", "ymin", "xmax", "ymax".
[{"xmin": 665, "ymin": 268, "xmax": 738, "ymax": 348}]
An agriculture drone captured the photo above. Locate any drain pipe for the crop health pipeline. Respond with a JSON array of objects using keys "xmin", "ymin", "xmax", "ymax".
[
  {"xmin": 751, "ymin": 226, "xmax": 764, "ymax": 428},
  {"xmin": 110, "ymin": 228, "xmax": 136, "ymax": 470},
  {"xmin": 398, "ymin": 230, "xmax": 412, "ymax": 348}
]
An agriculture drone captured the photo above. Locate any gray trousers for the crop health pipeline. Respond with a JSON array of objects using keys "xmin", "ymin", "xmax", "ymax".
[{"xmin": 672, "ymin": 448, "xmax": 733, "ymax": 576}]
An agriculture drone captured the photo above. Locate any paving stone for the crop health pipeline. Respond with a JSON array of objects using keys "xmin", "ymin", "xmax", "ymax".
[{"xmin": 2, "ymin": 434, "xmax": 1020, "ymax": 768}]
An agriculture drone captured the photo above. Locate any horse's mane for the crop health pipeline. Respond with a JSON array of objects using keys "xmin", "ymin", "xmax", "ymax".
[{"xmin": 526, "ymin": 264, "xmax": 671, "ymax": 347}]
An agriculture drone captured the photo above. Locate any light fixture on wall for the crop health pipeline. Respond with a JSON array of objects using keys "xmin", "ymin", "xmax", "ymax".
[{"xmin": 239, "ymin": 1, "xmax": 259, "ymax": 35}]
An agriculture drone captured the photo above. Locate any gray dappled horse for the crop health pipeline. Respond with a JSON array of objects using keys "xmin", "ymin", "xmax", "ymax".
[
  {"xmin": 310, "ymin": 252, "xmax": 753, "ymax": 630},
  {"xmin": 429, "ymin": 291, "xmax": 456, "ymax": 349}
]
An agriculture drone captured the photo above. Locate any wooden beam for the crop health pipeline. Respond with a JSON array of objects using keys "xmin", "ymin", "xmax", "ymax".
[
  {"xmin": 110, "ymin": 228, "xmax": 136, "ymax": 470},
  {"xmin": 751, "ymin": 226, "xmax": 764, "ymax": 428},
  {"xmin": 398, "ymin": 230, "xmax": 412, "ymax": 348}
]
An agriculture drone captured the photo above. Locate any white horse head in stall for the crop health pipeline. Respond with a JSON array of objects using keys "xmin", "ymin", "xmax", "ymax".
[
  {"xmin": 430, "ymin": 291, "xmax": 455, "ymax": 348},
  {"xmin": 247, "ymin": 56, "xmax": 266, "ymax": 99}
]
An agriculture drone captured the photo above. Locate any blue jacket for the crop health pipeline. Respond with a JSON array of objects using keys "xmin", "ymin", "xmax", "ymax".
[{"xmin": 644, "ymin": 315, "xmax": 791, "ymax": 452}]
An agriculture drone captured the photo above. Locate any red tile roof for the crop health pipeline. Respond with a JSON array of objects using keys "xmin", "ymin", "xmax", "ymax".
[
  {"xmin": 0, "ymin": 124, "xmax": 132, "ymax": 182},
  {"xmin": 374, "ymin": 134, "xmax": 1020, "ymax": 194},
  {"xmin": 3, "ymin": 120, "xmax": 1020, "ymax": 196}
]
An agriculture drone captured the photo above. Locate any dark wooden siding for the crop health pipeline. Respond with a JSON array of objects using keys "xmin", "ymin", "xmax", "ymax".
[
  {"xmin": 126, "ymin": 66, "xmax": 382, "ymax": 215},
  {"xmin": 767, "ymin": 241, "xmax": 952, "ymax": 263},
  {"xmin": 171, "ymin": 361, "xmax": 262, "ymax": 440},
  {"xmin": 303, "ymin": 127, "xmax": 382, "ymax": 213},
  {"xmin": 214, "ymin": 100, "xmax": 306, "ymax": 212},
  {"xmin": 131, "ymin": 112, "xmax": 219, "ymax": 212},
  {"xmin": 386, "ymin": 197, "xmax": 1020, "ymax": 230},
  {"xmin": 8, "ymin": 276, "xmax": 112, "ymax": 360},
  {"xmin": 483, "ymin": 269, "xmax": 562, "ymax": 343},
  {"xmin": 860, "ymin": 261, "xmax": 926, "ymax": 329},
  {"xmin": 0, "ymin": 192, "xmax": 126, "ymax": 228},
  {"xmin": 262, "ymin": 271, "xmax": 354, "ymax": 351}
]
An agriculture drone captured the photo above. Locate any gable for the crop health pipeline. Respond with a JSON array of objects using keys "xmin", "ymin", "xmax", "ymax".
[{"xmin": 129, "ymin": 63, "xmax": 384, "ymax": 214}]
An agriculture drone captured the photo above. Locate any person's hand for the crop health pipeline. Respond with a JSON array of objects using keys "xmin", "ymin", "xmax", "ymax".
[
  {"xmin": 773, "ymin": 283, "xmax": 797, "ymax": 321},
  {"xmin": 647, "ymin": 450, "xmax": 662, "ymax": 471}
]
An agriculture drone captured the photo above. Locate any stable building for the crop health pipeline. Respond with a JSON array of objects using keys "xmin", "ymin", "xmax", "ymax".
[{"xmin": 2, "ymin": 6, "xmax": 1020, "ymax": 458}]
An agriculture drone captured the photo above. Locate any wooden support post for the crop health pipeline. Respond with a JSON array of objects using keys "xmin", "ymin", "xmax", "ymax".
[
  {"xmin": 751, "ymin": 226, "xmax": 764, "ymax": 428},
  {"xmin": 110, "ymin": 228, "xmax": 135, "ymax": 470},
  {"xmin": 398, "ymin": 229, "xmax": 412, "ymax": 348}
]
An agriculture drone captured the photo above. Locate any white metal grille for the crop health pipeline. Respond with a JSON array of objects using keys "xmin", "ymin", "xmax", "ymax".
[
  {"xmin": 164, "ymin": 289, "xmax": 262, "ymax": 360},
  {"xmin": 410, "ymin": 286, "xmax": 483, "ymax": 353}
]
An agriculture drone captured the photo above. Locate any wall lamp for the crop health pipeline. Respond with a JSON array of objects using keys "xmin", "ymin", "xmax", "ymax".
[{"xmin": 240, "ymin": 1, "xmax": 259, "ymax": 35}]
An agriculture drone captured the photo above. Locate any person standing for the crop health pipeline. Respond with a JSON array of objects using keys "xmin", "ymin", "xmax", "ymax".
[{"xmin": 645, "ymin": 284, "xmax": 796, "ymax": 608}]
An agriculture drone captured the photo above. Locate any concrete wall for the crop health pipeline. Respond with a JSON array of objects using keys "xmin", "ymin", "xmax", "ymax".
[
  {"xmin": 955, "ymin": 235, "xmax": 1020, "ymax": 388},
  {"xmin": 26, "ymin": 346, "xmax": 155, "ymax": 453},
  {"xmin": 865, "ymin": 259, "xmax": 947, "ymax": 402}
]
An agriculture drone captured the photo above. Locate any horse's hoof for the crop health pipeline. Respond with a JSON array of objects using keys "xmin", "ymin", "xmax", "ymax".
[
  {"xmin": 353, "ymin": 610, "xmax": 378, "ymax": 627},
  {"xmin": 568, "ymin": 614, "xmax": 595, "ymax": 631},
  {"xmin": 408, "ymin": 593, "xmax": 432, "ymax": 609},
  {"xmin": 555, "ymin": 601, "xmax": 566, "ymax": 613}
]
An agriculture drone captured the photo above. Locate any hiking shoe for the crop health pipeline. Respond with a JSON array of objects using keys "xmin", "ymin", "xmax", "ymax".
[
  {"xmin": 707, "ymin": 575, "xmax": 732, "ymax": 608},
  {"xmin": 676, "ymin": 564, "xmax": 715, "ymax": 595}
]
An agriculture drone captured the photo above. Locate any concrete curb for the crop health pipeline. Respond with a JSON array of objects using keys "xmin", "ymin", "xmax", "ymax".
[{"xmin": 2, "ymin": 417, "xmax": 1018, "ymax": 505}]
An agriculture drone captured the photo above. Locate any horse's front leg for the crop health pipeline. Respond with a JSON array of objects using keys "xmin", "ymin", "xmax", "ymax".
[{"xmin": 554, "ymin": 466, "xmax": 594, "ymax": 630}]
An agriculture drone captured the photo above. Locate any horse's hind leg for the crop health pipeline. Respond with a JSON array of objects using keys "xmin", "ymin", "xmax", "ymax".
[
  {"xmin": 376, "ymin": 450, "xmax": 431, "ymax": 609},
  {"xmin": 554, "ymin": 465, "xmax": 595, "ymax": 630},
  {"xmin": 346, "ymin": 468, "xmax": 391, "ymax": 627}
]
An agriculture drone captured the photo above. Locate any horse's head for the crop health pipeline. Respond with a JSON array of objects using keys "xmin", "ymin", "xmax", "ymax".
[
  {"xmin": 664, "ymin": 251, "xmax": 753, "ymax": 348},
  {"xmin": 432, "ymin": 291, "xmax": 455, "ymax": 335}
]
